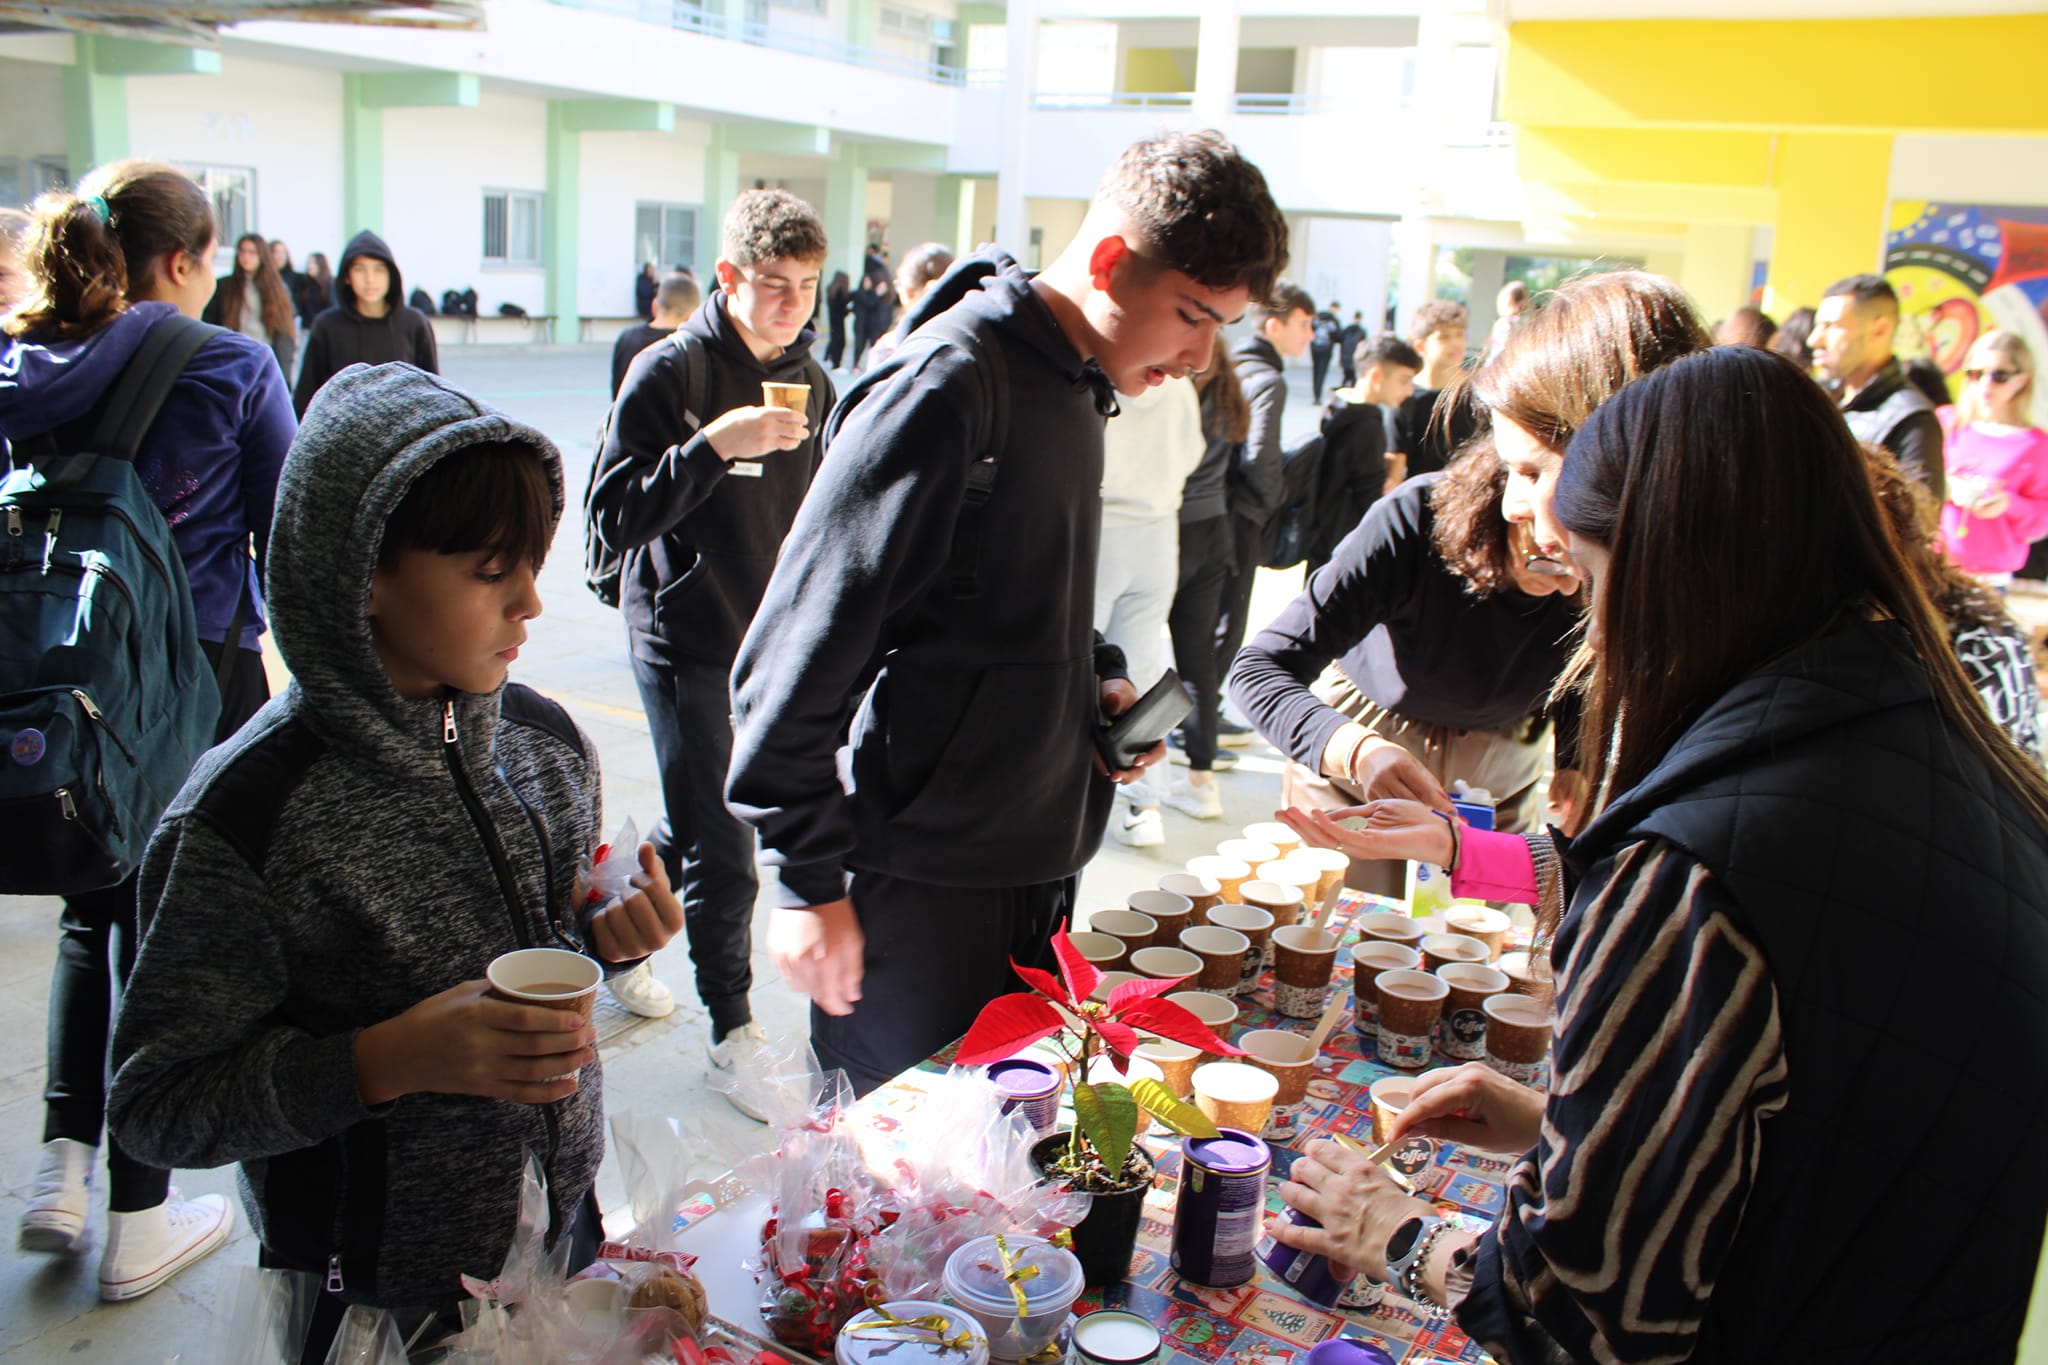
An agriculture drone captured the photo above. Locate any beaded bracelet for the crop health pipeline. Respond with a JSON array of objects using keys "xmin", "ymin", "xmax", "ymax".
[
  {"xmin": 1429, "ymin": 808, "xmax": 1463, "ymax": 871},
  {"xmin": 1401, "ymin": 1218, "xmax": 1460, "ymax": 1322}
]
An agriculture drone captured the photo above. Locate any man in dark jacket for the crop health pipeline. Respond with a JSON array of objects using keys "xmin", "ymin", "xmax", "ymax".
[
  {"xmin": 1216, "ymin": 281, "xmax": 1313, "ymax": 721},
  {"xmin": 850, "ymin": 245, "xmax": 897, "ymax": 372},
  {"xmin": 610, "ymin": 271, "xmax": 701, "ymax": 398},
  {"xmin": 726, "ymin": 131, "xmax": 1289, "ymax": 1094},
  {"xmin": 1309, "ymin": 302, "xmax": 1340, "ymax": 402},
  {"xmin": 1813, "ymin": 273, "xmax": 1944, "ymax": 501},
  {"xmin": 587, "ymin": 191, "xmax": 831, "ymax": 1110},
  {"xmin": 1338, "ymin": 311, "xmax": 1366, "ymax": 387},
  {"xmin": 293, "ymin": 230, "xmax": 438, "ymax": 416},
  {"xmin": 1306, "ymin": 332, "xmax": 1421, "ymax": 571}
]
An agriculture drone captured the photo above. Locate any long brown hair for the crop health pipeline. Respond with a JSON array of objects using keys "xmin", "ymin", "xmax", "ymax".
[
  {"xmin": 1863, "ymin": 443, "xmax": 2018, "ymax": 642},
  {"xmin": 1468, "ymin": 271, "xmax": 1712, "ymax": 452},
  {"xmin": 4, "ymin": 159, "xmax": 215, "ymax": 341},
  {"xmin": 1194, "ymin": 332, "xmax": 1249, "ymax": 442},
  {"xmin": 216, "ymin": 231, "xmax": 296, "ymax": 340},
  {"xmin": 1555, "ymin": 345, "xmax": 2048, "ymax": 832},
  {"xmin": 1428, "ymin": 435, "xmax": 1516, "ymax": 593}
]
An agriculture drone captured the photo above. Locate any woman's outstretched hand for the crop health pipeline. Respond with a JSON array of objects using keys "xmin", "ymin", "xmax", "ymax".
[{"xmin": 1278, "ymin": 800, "xmax": 1456, "ymax": 867}]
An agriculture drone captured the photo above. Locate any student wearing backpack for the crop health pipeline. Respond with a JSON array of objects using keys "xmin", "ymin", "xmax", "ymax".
[
  {"xmin": 1304, "ymin": 333, "xmax": 1422, "ymax": 572},
  {"xmin": 0, "ymin": 160, "xmax": 296, "ymax": 1301},
  {"xmin": 1309, "ymin": 301, "xmax": 1340, "ymax": 403},
  {"xmin": 587, "ymin": 190, "xmax": 832, "ymax": 1102},
  {"xmin": 726, "ymin": 131, "xmax": 1289, "ymax": 1094},
  {"xmin": 293, "ymin": 229, "xmax": 438, "ymax": 417}
]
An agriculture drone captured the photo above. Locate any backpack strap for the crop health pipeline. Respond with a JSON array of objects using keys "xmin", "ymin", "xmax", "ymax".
[
  {"xmin": 675, "ymin": 328, "xmax": 709, "ymax": 432},
  {"xmin": 918, "ymin": 315, "xmax": 1008, "ymax": 600},
  {"xmin": 39, "ymin": 315, "xmax": 220, "ymax": 492}
]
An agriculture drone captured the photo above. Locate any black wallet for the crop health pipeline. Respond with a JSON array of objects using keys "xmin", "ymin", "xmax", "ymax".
[{"xmin": 1095, "ymin": 669, "xmax": 1194, "ymax": 772}]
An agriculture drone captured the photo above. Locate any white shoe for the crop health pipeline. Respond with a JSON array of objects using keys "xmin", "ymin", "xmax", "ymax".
[
  {"xmin": 1111, "ymin": 806, "xmax": 1166, "ymax": 847},
  {"xmin": 97, "ymin": 1191, "xmax": 232, "ymax": 1302},
  {"xmin": 707, "ymin": 1023, "xmax": 773, "ymax": 1123},
  {"xmin": 607, "ymin": 961, "xmax": 676, "ymax": 1019},
  {"xmin": 1162, "ymin": 777, "xmax": 1224, "ymax": 821},
  {"xmin": 19, "ymin": 1137, "xmax": 94, "ymax": 1254}
]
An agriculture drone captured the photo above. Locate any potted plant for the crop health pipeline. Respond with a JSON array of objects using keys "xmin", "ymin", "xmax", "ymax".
[{"xmin": 955, "ymin": 928, "xmax": 1245, "ymax": 1285}]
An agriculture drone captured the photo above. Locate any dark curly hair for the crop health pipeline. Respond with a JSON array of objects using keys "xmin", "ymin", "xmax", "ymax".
[
  {"xmin": 1428, "ymin": 435, "xmax": 1517, "ymax": 594},
  {"xmin": 720, "ymin": 189, "xmax": 828, "ymax": 269},
  {"xmin": 1096, "ymin": 129, "xmax": 1289, "ymax": 306}
]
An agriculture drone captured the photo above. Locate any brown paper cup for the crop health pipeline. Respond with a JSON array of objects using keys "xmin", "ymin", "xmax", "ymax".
[
  {"xmin": 1130, "ymin": 945, "xmax": 1203, "ymax": 982},
  {"xmin": 1179, "ymin": 925, "xmax": 1251, "ymax": 994},
  {"xmin": 760, "ymin": 380, "xmax": 810, "ymax": 412},
  {"xmin": 1368, "ymin": 1073, "xmax": 1419, "ymax": 1145},
  {"xmin": 1089, "ymin": 969, "xmax": 1140, "ymax": 1003},
  {"xmin": 1241, "ymin": 821, "xmax": 1303, "ymax": 858},
  {"xmin": 1068, "ymin": 930, "xmax": 1127, "ymax": 973},
  {"xmin": 1191, "ymin": 1061, "xmax": 1278, "ymax": 1134},
  {"xmin": 1349, "ymin": 941, "xmax": 1423, "ymax": 1033},
  {"xmin": 1135, "ymin": 1038, "xmax": 1202, "ymax": 1097},
  {"xmin": 1357, "ymin": 912, "xmax": 1426, "ymax": 952},
  {"xmin": 1435, "ymin": 963, "xmax": 1509, "ymax": 1061},
  {"xmin": 1420, "ymin": 932, "xmax": 1492, "ymax": 973},
  {"xmin": 1216, "ymin": 837, "xmax": 1280, "ymax": 869},
  {"xmin": 1167, "ymin": 990, "xmax": 1239, "ymax": 1056},
  {"xmin": 1090, "ymin": 908, "xmax": 1159, "ymax": 956},
  {"xmin": 1286, "ymin": 847, "xmax": 1350, "ymax": 904},
  {"xmin": 1499, "ymin": 950, "xmax": 1556, "ymax": 1010},
  {"xmin": 1240, "ymin": 1029, "xmax": 1317, "ymax": 1106},
  {"xmin": 1484, "ymin": 993, "xmax": 1554, "ymax": 1082},
  {"xmin": 1206, "ymin": 904, "xmax": 1274, "ymax": 994},
  {"xmin": 1128, "ymin": 889, "xmax": 1194, "ymax": 944},
  {"xmin": 1157, "ymin": 872, "xmax": 1222, "ymax": 925},
  {"xmin": 1254, "ymin": 860, "xmax": 1319, "ymax": 907},
  {"xmin": 1374, "ymin": 968, "xmax": 1448, "ymax": 1070},
  {"xmin": 1444, "ymin": 906, "xmax": 1511, "ymax": 959},
  {"xmin": 486, "ymin": 947, "xmax": 600, "ymax": 1018},
  {"xmin": 1187, "ymin": 855, "xmax": 1252, "ymax": 905},
  {"xmin": 1240, "ymin": 879, "xmax": 1306, "ymax": 927},
  {"xmin": 1271, "ymin": 925, "xmax": 1339, "ymax": 1019}
]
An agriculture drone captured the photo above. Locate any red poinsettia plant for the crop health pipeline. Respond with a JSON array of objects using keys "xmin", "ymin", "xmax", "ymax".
[{"xmin": 956, "ymin": 927, "xmax": 1246, "ymax": 1189}]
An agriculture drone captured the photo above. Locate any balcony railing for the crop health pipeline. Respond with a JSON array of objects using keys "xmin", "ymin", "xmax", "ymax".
[
  {"xmin": 550, "ymin": 0, "xmax": 964, "ymax": 84},
  {"xmin": 1031, "ymin": 91, "xmax": 1196, "ymax": 110},
  {"xmin": 1029, "ymin": 91, "xmax": 1424, "ymax": 120}
]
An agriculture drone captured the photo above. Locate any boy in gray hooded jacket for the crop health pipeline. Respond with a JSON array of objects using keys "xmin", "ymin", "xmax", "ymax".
[{"xmin": 107, "ymin": 362, "xmax": 682, "ymax": 1356}]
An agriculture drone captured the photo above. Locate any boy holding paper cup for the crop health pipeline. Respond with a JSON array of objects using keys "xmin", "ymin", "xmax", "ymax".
[{"xmin": 109, "ymin": 365, "xmax": 682, "ymax": 1359}]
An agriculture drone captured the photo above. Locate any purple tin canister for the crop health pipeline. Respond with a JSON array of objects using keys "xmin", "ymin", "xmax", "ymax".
[
  {"xmin": 1304, "ymin": 1339, "xmax": 1398, "ymax": 1365},
  {"xmin": 985, "ymin": 1058, "xmax": 1062, "ymax": 1138},
  {"xmin": 1255, "ymin": 1207, "xmax": 1349, "ymax": 1306},
  {"xmin": 1169, "ymin": 1129, "xmax": 1270, "ymax": 1287}
]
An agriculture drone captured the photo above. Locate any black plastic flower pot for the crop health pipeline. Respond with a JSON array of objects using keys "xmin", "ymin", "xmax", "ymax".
[{"xmin": 1031, "ymin": 1130, "xmax": 1156, "ymax": 1288}]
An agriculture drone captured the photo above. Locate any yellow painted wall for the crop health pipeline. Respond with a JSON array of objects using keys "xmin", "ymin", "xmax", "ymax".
[
  {"xmin": 1122, "ymin": 47, "xmax": 1192, "ymax": 94},
  {"xmin": 1763, "ymin": 132, "xmax": 1890, "ymax": 315}
]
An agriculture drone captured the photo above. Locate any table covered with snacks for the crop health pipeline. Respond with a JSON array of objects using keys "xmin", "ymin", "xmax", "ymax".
[{"xmin": 671, "ymin": 890, "xmax": 1550, "ymax": 1365}]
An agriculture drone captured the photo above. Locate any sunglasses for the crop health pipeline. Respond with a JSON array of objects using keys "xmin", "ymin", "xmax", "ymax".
[{"xmin": 1966, "ymin": 368, "xmax": 2020, "ymax": 384}]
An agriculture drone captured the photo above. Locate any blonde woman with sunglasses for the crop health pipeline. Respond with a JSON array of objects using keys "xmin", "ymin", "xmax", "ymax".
[{"xmin": 1940, "ymin": 329, "xmax": 2048, "ymax": 579}]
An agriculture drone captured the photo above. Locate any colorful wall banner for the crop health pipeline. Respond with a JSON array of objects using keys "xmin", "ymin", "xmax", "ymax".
[{"xmin": 1886, "ymin": 200, "xmax": 2048, "ymax": 419}]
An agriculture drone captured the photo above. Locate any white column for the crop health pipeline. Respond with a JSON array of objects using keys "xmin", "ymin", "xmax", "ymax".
[
  {"xmin": 993, "ymin": 0, "xmax": 1038, "ymax": 258},
  {"xmin": 1192, "ymin": 0, "xmax": 1240, "ymax": 124},
  {"xmin": 1679, "ymin": 221, "xmax": 1758, "ymax": 324},
  {"xmin": 1394, "ymin": 215, "xmax": 1436, "ymax": 335}
]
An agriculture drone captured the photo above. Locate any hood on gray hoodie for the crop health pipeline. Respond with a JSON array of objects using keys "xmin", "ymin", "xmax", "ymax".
[{"xmin": 267, "ymin": 362, "xmax": 563, "ymax": 777}]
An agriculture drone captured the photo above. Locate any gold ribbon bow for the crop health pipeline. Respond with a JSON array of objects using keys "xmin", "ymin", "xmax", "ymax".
[
  {"xmin": 844, "ymin": 1307, "xmax": 978, "ymax": 1355},
  {"xmin": 992, "ymin": 1233, "xmax": 1041, "ymax": 1318}
]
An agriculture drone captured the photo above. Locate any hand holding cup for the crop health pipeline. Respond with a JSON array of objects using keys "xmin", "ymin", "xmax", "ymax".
[{"xmin": 354, "ymin": 978, "xmax": 597, "ymax": 1107}]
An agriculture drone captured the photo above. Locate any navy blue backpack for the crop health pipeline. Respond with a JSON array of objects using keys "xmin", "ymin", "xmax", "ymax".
[{"xmin": 0, "ymin": 315, "xmax": 241, "ymax": 894}]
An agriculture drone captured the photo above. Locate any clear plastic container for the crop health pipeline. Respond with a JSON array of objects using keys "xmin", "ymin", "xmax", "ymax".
[
  {"xmin": 941, "ymin": 1234, "xmax": 1085, "ymax": 1360},
  {"xmin": 836, "ymin": 1299, "xmax": 990, "ymax": 1365}
]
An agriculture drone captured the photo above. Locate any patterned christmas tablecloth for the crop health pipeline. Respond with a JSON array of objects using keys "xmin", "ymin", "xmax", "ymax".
[{"xmin": 676, "ymin": 893, "xmax": 1544, "ymax": 1365}]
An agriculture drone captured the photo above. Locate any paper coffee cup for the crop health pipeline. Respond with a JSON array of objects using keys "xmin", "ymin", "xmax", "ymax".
[
  {"xmin": 1134, "ymin": 1038, "xmax": 1201, "ymax": 1097},
  {"xmin": 1167, "ymin": 990, "xmax": 1239, "ymax": 1052},
  {"xmin": 1090, "ymin": 969, "xmax": 1140, "ymax": 1003},
  {"xmin": 1498, "ymin": 949, "xmax": 1556, "ymax": 1010},
  {"xmin": 486, "ymin": 948, "xmax": 600, "ymax": 1016},
  {"xmin": 1068, "ymin": 930, "xmax": 1128, "ymax": 972},
  {"xmin": 1254, "ymin": 860, "xmax": 1319, "ymax": 906},
  {"xmin": 1158, "ymin": 871, "xmax": 1222, "ymax": 924},
  {"xmin": 1286, "ymin": 847, "xmax": 1350, "ymax": 904},
  {"xmin": 1484, "ymin": 993, "xmax": 1553, "ymax": 1083},
  {"xmin": 1240, "ymin": 879, "xmax": 1306, "ymax": 928},
  {"xmin": 1205, "ymin": 903, "xmax": 1274, "ymax": 994},
  {"xmin": 1444, "ymin": 906, "xmax": 1511, "ymax": 958},
  {"xmin": 1368, "ymin": 1073, "xmax": 1418, "ymax": 1145},
  {"xmin": 1129, "ymin": 889, "xmax": 1194, "ymax": 943},
  {"xmin": 1191, "ymin": 1061, "xmax": 1278, "ymax": 1134},
  {"xmin": 1180, "ymin": 924, "xmax": 1252, "ymax": 994},
  {"xmin": 1271, "ymin": 925, "xmax": 1339, "ymax": 1019},
  {"xmin": 1435, "ymin": 962, "xmax": 1509, "ymax": 1061},
  {"xmin": 1356, "ymin": 912, "xmax": 1426, "ymax": 952},
  {"xmin": 1216, "ymin": 837, "xmax": 1280, "ymax": 869},
  {"xmin": 1374, "ymin": 968, "xmax": 1448, "ymax": 1070},
  {"xmin": 760, "ymin": 380, "xmax": 810, "ymax": 412},
  {"xmin": 1420, "ymin": 932, "xmax": 1491, "ymax": 973},
  {"xmin": 1349, "ymin": 941, "xmax": 1423, "ymax": 1035},
  {"xmin": 1240, "ymin": 1029, "xmax": 1317, "ymax": 1107},
  {"xmin": 1241, "ymin": 821, "xmax": 1303, "ymax": 858},
  {"xmin": 1130, "ymin": 945, "xmax": 1203, "ymax": 982},
  {"xmin": 1090, "ymin": 908, "xmax": 1159, "ymax": 956},
  {"xmin": 1187, "ymin": 855, "xmax": 1252, "ymax": 904}
]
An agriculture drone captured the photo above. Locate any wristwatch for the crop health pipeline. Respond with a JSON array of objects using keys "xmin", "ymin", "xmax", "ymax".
[{"xmin": 1383, "ymin": 1214, "xmax": 1444, "ymax": 1284}]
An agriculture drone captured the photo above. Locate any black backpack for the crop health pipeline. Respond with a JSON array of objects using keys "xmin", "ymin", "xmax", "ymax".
[
  {"xmin": 408, "ymin": 288, "xmax": 436, "ymax": 315},
  {"xmin": 1257, "ymin": 431, "xmax": 1332, "ymax": 570},
  {"xmin": 582, "ymin": 332, "xmax": 711, "ymax": 607}
]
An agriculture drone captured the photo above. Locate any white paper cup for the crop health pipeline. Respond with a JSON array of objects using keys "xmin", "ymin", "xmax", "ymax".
[
  {"xmin": 1241, "ymin": 821, "xmax": 1303, "ymax": 857},
  {"xmin": 1068, "ymin": 930, "xmax": 1127, "ymax": 971},
  {"xmin": 1090, "ymin": 908, "xmax": 1160, "ymax": 954},
  {"xmin": 1129, "ymin": 945, "xmax": 1203, "ymax": 982}
]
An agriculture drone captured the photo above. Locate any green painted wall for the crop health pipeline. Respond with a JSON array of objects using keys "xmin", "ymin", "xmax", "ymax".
[
  {"xmin": 544, "ymin": 102, "xmax": 581, "ymax": 343},
  {"xmin": 63, "ymin": 38, "xmax": 128, "ymax": 176},
  {"xmin": 340, "ymin": 74, "xmax": 384, "ymax": 236}
]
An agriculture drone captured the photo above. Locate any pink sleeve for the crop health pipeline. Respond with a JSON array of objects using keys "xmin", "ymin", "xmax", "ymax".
[
  {"xmin": 1450, "ymin": 826, "xmax": 1540, "ymax": 902},
  {"xmin": 2004, "ymin": 430, "xmax": 2048, "ymax": 545}
]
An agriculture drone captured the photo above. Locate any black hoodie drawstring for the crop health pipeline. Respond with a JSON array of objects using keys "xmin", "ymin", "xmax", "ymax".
[{"xmin": 1078, "ymin": 361, "xmax": 1120, "ymax": 418}]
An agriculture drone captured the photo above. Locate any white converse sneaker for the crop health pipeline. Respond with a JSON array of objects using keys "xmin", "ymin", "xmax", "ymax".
[
  {"xmin": 19, "ymin": 1137, "xmax": 95, "ymax": 1254},
  {"xmin": 606, "ymin": 961, "xmax": 676, "ymax": 1019},
  {"xmin": 97, "ymin": 1191, "xmax": 232, "ymax": 1302},
  {"xmin": 1162, "ymin": 775, "xmax": 1224, "ymax": 821},
  {"xmin": 707, "ymin": 1022, "xmax": 773, "ymax": 1123},
  {"xmin": 1111, "ymin": 805, "xmax": 1166, "ymax": 848}
]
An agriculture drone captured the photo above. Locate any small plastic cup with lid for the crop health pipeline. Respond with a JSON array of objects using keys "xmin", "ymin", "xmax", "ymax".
[
  {"xmin": 836, "ymin": 1299, "xmax": 990, "ymax": 1365},
  {"xmin": 941, "ymin": 1233, "xmax": 1085, "ymax": 1360}
]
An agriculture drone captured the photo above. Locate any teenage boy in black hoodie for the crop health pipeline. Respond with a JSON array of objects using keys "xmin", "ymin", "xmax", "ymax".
[
  {"xmin": 294, "ymin": 230, "xmax": 439, "ymax": 416},
  {"xmin": 727, "ymin": 131, "xmax": 1288, "ymax": 1094},
  {"xmin": 587, "ymin": 191, "xmax": 831, "ymax": 1109}
]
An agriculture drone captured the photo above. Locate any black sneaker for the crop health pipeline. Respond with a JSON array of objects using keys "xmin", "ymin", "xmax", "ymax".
[
  {"xmin": 1216, "ymin": 715, "xmax": 1256, "ymax": 748},
  {"xmin": 1167, "ymin": 729, "xmax": 1237, "ymax": 770}
]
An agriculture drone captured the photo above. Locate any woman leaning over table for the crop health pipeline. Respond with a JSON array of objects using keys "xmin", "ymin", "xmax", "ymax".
[{"xmin": 1271, "ymin": 346, "xmax": 2048, "ymax": 1363}]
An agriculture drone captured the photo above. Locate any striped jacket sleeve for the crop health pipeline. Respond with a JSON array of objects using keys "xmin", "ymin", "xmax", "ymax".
[{"xmin": 1456, "ymin": 838, "xmax": 1791, "ymax": 1365}]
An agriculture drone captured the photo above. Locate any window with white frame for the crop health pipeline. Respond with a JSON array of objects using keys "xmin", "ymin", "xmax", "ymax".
[
  {"xmin": 483, "ymin": 189, "xmax": 545, "ymax": 267},
  {"xmin": 634, "ymin": 202, "xmax": 698, "ymax": 274},
  {"xmin": 178, "ymin": 163, "xmax": 254, "ymax": 255}
]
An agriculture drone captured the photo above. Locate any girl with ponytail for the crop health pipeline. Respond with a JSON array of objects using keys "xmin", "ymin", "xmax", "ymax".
[{"xmin": 0, "ymin": 159, "xmax": 296, "ymax": 1303}]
